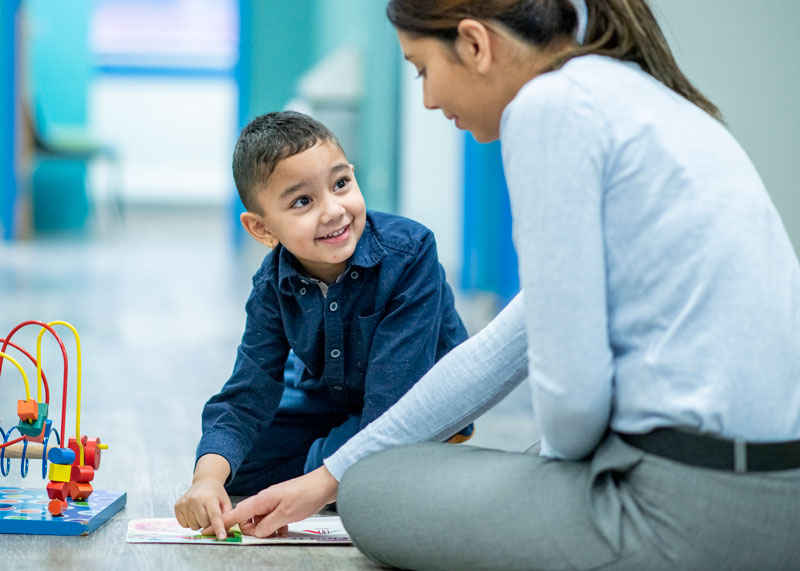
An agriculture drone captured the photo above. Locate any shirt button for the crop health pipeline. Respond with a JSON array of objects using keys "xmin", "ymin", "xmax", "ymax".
[
  {"xmin": 299, "ymin": 287, "xmax": 307, "ymax": 295},
  {"xmin": 350, "ymin": 271, "xmax": 359, "ymax": 279},
  {"xmin": 329, "ymin": 301, "xmax": 338, "ymax": 312},
  {"xmin": 330, "ymin": 349, "xmax": 341, "ymax": 358},
  {"xmin": 332, "ymin": 385, "xmax": 344, "ymax": 391}
]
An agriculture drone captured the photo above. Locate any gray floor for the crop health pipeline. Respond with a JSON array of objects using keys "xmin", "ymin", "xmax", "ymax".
[{"xmin": 0, "ymin": 207, "xmax": 537, "ymax": 569}]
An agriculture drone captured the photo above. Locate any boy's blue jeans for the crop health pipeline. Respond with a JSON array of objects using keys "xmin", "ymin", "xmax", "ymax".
[
  {"xmin": 225, "ymin": 356, "xmax": 361, "ymax": 496},
  {"xmin": 225, "ymin": 397, "xmax": 360, "ymax": 496},
  {"xmin": 224, "ymin": 354, "xmax": 473, "ymax": 496}
]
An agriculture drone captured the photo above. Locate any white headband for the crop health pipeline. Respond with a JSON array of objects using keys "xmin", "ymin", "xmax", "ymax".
[{"xmin": 567, "ymin": 0, "xmax": 588, "ymax": 44}]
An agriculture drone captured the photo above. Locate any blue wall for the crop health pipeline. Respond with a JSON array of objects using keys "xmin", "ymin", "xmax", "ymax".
[
  {"xmin": 462, "ymin": 137, "xmax": 519, "ymax": 302},
  {"xmin": 27, "ymin": 0, "xmax": 93, "ymax": 131},
  {"xmin": 315, "ymin": 0, "xmax": 399, "ymax": 213},
  {"xmin": 0, "ymin": 0, "xmax": 21, "ymax": 239},
  {"xmin": 242, "ymin": 0, "xmax": 318, "ymax": 122},
  {"xmin": 25, "ymin": 0, "xmax": 94, "ymax": 234}
]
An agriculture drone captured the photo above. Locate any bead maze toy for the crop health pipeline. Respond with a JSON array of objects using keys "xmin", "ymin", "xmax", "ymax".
[{"xmin": 0, "ymin": 320, "xmax": 126, "ymax": 535}]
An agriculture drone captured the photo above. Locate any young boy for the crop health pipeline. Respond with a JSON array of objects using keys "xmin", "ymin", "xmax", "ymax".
[{"xmin": 174, "ymin": 111, "xmax": 470, "ymax": 533}]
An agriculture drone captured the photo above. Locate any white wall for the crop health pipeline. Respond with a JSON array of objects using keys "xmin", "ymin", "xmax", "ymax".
[
  {"xmin": 650, "ymin": 0, "xmax": 800, "ymax": 254},
  {"xmin": 89, "ymin": 76, "xmax": 237, "ymax": 205},
  {"xmin": 397, "ymin": 62, "xmax": 464, "ymax": 275}
]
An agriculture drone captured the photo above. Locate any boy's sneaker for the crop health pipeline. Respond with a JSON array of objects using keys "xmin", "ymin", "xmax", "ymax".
[{"xmin": 446, "ymin": 423, "xmax": 474, "ymax": 444}]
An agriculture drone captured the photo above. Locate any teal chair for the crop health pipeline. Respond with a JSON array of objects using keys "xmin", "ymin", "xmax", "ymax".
[
  {"xmin": 26, "ymin": 99, "xmax": 121, "ymax": 234},
  {"xmin": 25, "ymin": 0, "xmax": 120, "ymax": 235}
]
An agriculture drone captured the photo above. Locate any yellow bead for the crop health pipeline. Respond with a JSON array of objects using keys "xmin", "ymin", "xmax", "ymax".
[{"xmin": 48, "ymin": 463, "xmax": 72, "ymax": 483}]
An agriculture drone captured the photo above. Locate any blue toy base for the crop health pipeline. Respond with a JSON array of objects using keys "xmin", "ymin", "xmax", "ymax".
[{"xmin": 0, "ymin": 487, "xmax": 126, "ymax": 535}]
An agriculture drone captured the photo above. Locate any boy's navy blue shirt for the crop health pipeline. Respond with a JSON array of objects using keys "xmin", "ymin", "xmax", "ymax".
[{"xmin": 197, "ymin": 211, "xmax": 468, "ymax": 480}]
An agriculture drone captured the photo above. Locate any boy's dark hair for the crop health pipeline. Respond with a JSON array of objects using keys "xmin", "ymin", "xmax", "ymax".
[{"xmin": 232, "ymin": 111, "xmax": 344, "ymax": 212}]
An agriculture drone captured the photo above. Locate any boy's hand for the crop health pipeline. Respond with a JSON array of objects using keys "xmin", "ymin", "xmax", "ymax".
[
  {"xmin": 211, "ymin": 466, "xmax": 338, "ymax": 538},
  {"xmin": 175, "ymin": 454, "xmax": 232, "ymax": 540}
]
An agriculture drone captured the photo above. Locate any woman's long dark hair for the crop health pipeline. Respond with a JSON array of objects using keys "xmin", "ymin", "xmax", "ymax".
[{"xmin": 387, "ymin": 0, "xmax": 721, "ymax": 120}]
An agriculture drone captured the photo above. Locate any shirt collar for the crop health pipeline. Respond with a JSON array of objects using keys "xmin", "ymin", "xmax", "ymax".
[
  {"xmin": 350, "ymin": 214, "xmax": 386, "ymax": 269},
  {"xmin": 277, "ymin": 213, "xmax": 386, "ymax": 294}
]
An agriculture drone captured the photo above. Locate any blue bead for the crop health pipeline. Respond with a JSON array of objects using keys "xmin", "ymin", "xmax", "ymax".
[{"xmin": 47, "ymin": 446, "xmax": 77, "ymax": 465}]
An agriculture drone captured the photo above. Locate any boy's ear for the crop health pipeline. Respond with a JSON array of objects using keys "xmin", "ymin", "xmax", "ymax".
[
  {"xmin": 455, "ymin": 18, "xmax": 493, "ymax": 74},
  {"xmin": 240, "ymin": 211, "xmax": 278, "ymax": 248}
]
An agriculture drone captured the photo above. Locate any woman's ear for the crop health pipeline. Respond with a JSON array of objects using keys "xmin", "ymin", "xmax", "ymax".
[
  {"xmin": 240, "ymin": 211, "xmax": 278, "ymax": 248},
  {"xmin": 455, "ymin": 18, "xmax": 494, "ymax": 74}
]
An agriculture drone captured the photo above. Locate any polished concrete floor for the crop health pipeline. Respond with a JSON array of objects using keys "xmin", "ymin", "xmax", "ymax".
[{"xmin": 0, "ymin": 207, "xmax": 537, "ymax": 569}]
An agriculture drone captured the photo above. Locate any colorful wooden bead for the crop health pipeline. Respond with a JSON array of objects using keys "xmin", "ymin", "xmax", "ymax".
[
  {"xmin": 48, "ymin": 463, "xmax": 72, "ymax": 483},
  {"xmin": 47, "ymin": 498, "xmax": 68, "ymax": 516},
  {"xmin": 71, "ymin": 464, "xmax": 95, "ymax": 483},
  {"xmin": 48, "ymin": 447, "xmax": 77, "ymax": 465},
  {"xmin": 67, "ymin": 481, "xmax": 93, "ymax": 501},
  {"xmin": 84, "ymin": 437, "xmax": 102, "ymax": 469},
  {"xmin": 67, "ymin": 435, "xmax": 88, "ymax": 464},
  {"xmin": 25, "ymin": 419, "xmax": 50, "ymax": 443},
  {"xmin": 46, "ymin": 481, "xmax": 69, "ymax": 501},
  {"xmin": 17, "ymin": 403, "xmax": 48, "ymax": 437},
  {"xmin": 17, "ymin": 399, "xmax": 38, "ymax": 421}
]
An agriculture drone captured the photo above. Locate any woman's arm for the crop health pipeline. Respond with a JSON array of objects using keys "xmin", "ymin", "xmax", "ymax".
[
  {"xmin": 218, "ymin": 292, "xmax": 529, "ymax": 537},
  {"xmin": 324, "ymin": 290, "xmax": 528, "ymax": 479},
  {"xmin": 501, "ymin": 74, "xmax": 614, "ymax": 459}
]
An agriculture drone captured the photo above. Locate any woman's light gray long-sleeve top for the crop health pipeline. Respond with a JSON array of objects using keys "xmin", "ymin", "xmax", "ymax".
[
  {"xmin": 325, "ymin": 293, "xmax": 527, "ymax": 480},
  {"xmin": 325, "ymin": 54, "xmax": 800, "ymax": 479}
]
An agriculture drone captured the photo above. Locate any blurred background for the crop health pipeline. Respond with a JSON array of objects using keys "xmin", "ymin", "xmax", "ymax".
[
  {"xmin": 2, "ymin": 0, "xmax": 799, "ymax": 308},
  {"xmin": 1, "ymin": 0, "xmax": 799, "ymax": 472}
]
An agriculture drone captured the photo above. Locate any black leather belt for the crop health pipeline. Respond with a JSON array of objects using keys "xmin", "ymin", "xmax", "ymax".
[{"xmin": 618, "ymin": 428, "xmax": 800, "ymax": 473}]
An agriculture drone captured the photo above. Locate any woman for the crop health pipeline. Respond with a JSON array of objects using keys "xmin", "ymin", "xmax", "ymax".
[{"xmin": 219, "ymin": 1, "xmax": 800, "ymax": 568}]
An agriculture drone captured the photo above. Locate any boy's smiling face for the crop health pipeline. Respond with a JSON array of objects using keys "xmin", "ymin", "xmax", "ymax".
[{"xmin": 241, "ymin": 140, "xmax": 367, "ymax": 283}]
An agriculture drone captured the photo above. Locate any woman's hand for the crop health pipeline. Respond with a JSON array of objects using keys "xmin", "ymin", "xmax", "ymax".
[{"xmin": 212, "ymin": 466, "xmax": 339, "ymax": 538}]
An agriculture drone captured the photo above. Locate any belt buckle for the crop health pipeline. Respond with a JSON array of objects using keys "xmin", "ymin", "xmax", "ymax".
[{"xmin": 734, "ymin": 438, "xmax": 748, "ymax": 473}]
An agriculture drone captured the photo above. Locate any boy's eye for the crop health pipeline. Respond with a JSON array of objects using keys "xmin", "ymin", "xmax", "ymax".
[
  {"xmin": 291, "ymin": 196, "xmax": 311, "ymax": 209},
  {"xmin": 334, "ymin": 178, "xmax": 349, "ymax": 191}
]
